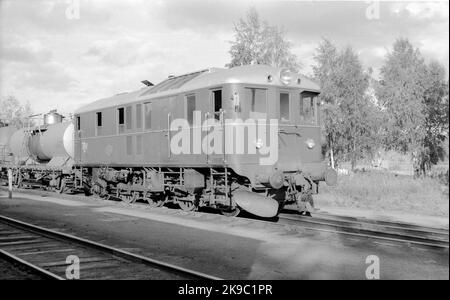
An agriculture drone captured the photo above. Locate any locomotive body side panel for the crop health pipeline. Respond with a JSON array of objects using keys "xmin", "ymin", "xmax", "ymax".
[{"xmin": 73, "ymin": 66, "xmax": 327, "ymax": 181}]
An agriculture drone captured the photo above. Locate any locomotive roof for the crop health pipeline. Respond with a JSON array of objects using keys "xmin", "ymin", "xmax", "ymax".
[{"xmin": 75, "ymin": 65, "xmax": 320, "ymax": 114}]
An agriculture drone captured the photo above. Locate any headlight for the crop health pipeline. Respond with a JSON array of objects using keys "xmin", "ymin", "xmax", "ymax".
[
  {"xmin": 306, "ymin": 138, "xmax": 315, "ymax": 149},
  {"xmin": 280, "ymin": 69, "xmax": 292, "ymax": 85}
]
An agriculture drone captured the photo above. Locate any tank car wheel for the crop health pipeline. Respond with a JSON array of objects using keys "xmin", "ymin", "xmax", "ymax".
[
  {"xmin": 14, "ymin": 178, "xmax": 23, "ymax": 189},
  {"xmin": 220, "ymin": 207, "xmax": 241, "ymax": 217},
  {"xmin": 13, "ymin": 171, "xmax": 23, "ymax": 189}
]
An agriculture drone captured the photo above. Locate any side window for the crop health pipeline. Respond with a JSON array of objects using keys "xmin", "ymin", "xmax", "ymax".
[
  {"xmin": 117, "ymin": 107, "xmax": 125, "ymax": 133},
  {"xmin": 186, "ymin": 94, "xmax": 196, "ymax": 125},
  {"xmin": 76, "ymin": 116, "xmax": 81, "ymax": 131},
  {"xmin": 144, "ymin": 102, "xmax": 152, "ymax": 129},
  {"xmin": 136, "ymin": 104, "xmax": 142, "ymax": 130},
  {"xmin": 213, "ymin": 90, "xmax": 222, "ymax": 120},
  {"xmin": 299, "ymin": 92, "xmax": 317, "ymax": 125},
  {"xmin": 246, "ymin": 88, "xmax": 267, "ymax": 119},
  {"xmin": 279, "ymin": 93, "xmax": 290, "ymax": 122},
  {"xmin": 76, "ymin": 116, "xmax": 81, "ymax": 138},
  {"xmin": 96, "ymin": 112, "xmax": 102, "ymax": 136},
  {"xmin": 125, "ymin": 106, "xmax": 132, "ymax": 130}
]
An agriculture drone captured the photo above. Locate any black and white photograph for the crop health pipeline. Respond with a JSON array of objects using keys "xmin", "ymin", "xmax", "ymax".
[{"xmin": 0, "ymin": 0, "xmax": 448, "ymax": 286}]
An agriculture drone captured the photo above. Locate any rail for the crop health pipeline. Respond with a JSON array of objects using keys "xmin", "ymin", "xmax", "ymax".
[{"xmin": 0, "ymin": 214, "xmax": 222, "ymax": 280}]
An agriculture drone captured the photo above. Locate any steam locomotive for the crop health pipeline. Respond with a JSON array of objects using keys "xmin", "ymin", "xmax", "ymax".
[{"xmin": 0, "ymin": 65, "xmax": 337, "ymax": 218}]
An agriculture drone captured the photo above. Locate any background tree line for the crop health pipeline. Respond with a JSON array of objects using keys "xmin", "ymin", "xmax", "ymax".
[
  {"xmin": 0, "ymin": 96, "xmax": 33, "ymax": 128},
  {"xmin": 228, "ymin": 8, "xmax": 449, "ymax": 177}
]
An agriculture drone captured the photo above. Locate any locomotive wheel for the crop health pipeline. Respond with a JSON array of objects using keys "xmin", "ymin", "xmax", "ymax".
[
  {"xmin": 13, "ymin": 171, "xmax": 22, "ymax": 188},
  {"xmin": 116, "ymin": 189, "xmax": 138, "ymax": 204},
  {"xmin": 142, "ymin": 192, "xmax": 166, "ymax": 208},
  {"xmin": 92, "ymin": 183, "xmax": 107, "ymax": 198},
  {"xmin": 122, "ymin": 193, "xmax": 138, "ymax": 203},
  {"xmin": 220, "ymin": 207, "xmax": 241, "ymax": 217},
  {"xmin": 14, "ymin": 176, "xmax": 23, "ymax": 189},
  {"xmin": 177, "ymin": 198, "xmax": 197, "ymax": 212}
]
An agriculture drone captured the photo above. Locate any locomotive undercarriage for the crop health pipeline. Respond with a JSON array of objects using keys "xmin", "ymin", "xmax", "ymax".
[
  {"xmin": 0, "ymin": 164, "xmax": 318, "ymax": 217},
  {"xmin": 85, "ymin": 166, "xmax": 250, "ymax": 217},
  {"xmin": 82, "ymin": 166, "xmax": 318, "ymax": 217}
]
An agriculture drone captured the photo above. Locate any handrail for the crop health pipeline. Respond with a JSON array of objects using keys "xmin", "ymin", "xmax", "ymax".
[
  {"xmin": 204, "ymin": 112, "xmax": 210, "ymax": 164},
  {"xmin": 167, "ymin": 112, "xmax": 171, "ymax": 159}
]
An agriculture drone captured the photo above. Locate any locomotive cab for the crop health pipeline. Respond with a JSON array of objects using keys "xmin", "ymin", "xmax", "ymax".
[{"xmin": 212, "ymin": 68, "xmax": 335, "ymax": 213}]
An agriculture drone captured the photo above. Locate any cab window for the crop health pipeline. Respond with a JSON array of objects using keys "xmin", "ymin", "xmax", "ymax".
[
  {"xmin": 279, "ymin": 92, "xmax": 290, "ymax": 122},
  {"xmin": 117, "ymin": 107, "xmax": 125, "ymax": 133},
  {"xmin": 186, "ymin": 94, "xmax": 196, "ymax": 126},
  {"xmin": 246, "ymin": 88, "xmax": 267, "ymax": 119},
  {"xmin": 96, "ymin": 112, "xmax": 102, "ymax": 136},
  {"xmin": 212, "ymin": 90, "xmax": 222, "ymax": 120},
  {"xmin": 299, "ymin": 92, "xmax": 317, "ymax": 125}
]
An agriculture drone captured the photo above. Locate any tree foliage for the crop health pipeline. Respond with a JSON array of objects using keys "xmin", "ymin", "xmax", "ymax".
[
  {"xmin": 228, "ymin": 8, "xmax": 300, "ymax": 71},
  {"xmin": 313, "ymin": 39, "xmax": 382, "ymax": 169},
  {"xmin": 418, "ymin": 62, "xmax": 449, "ymax": 174},
  {"xmin": 376, "ymin": 38, "xmax": 449, "ymax": 176},
  {"xmin": 0, "ymin": 96, "xmax": 34, "ymax": 128},
  {"xmin": 376, "ymin": 38, "xmax": 427, "ymax": 153}
]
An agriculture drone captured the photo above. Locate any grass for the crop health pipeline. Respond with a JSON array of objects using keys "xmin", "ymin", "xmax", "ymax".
[{"xmin": 315, "ymin": 170, "xmax": 449, "ymax": 217}]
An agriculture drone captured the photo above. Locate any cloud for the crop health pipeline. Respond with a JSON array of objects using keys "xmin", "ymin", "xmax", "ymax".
[
  {"xmin": 153, "ymin": 0, "xmax": 248, "ymax": 32},
  {"xmin": 392, "ymin": 1, "xmax": 449, "ymax": 20},
  {"xmin": 1, "ymin": 43, "xmax": 53, "ymax": 64},
  {"xmin": 21, "ymin": 62, "xmax": 77, "ymax": 92},
  {"xmin": 0, "ymin": 0, "xmax": 112, "ymax": 34},
  {"xmin": 0, "ymin": 36, "xmax": 77, "ymax": 92}
]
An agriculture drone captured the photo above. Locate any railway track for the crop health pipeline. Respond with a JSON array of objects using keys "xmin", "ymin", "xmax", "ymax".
[
  {"xmin": 0, "ymin": 215, "xmax": 222, "ymax": 280},
  {"xmin": 1, "ymin": 186, "xmax": 449, "ymax": 250},
  {"xmin": 278, "ymin": 211, "xmax": 449, "ymax": 249}
]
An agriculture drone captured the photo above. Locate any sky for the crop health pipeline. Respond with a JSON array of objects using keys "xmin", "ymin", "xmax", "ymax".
[{"xmin": 0, "ymin": 0, "xmax": 448, "ymax": 116}]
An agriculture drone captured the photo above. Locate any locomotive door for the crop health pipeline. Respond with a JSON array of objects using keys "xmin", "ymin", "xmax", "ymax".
[
  {"xmin": 206, "ymin": 89, "xmax": 226, "ymax": 166},
  {"xmin": 74, "ymin": 116, "xmax": 82, "ymax": 163},
  {"xmin": 277, "ymin": 90, "xmax": 302, "ymax": 167}
]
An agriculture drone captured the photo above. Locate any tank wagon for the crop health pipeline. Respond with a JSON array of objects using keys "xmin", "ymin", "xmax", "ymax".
[
  {"xmin": 0, "ymin": 65, "xmax": 337, "ymax": 218},
  {"xmin": 0, "ymin": 110, "xmax": 74, "ymax": 191}
]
